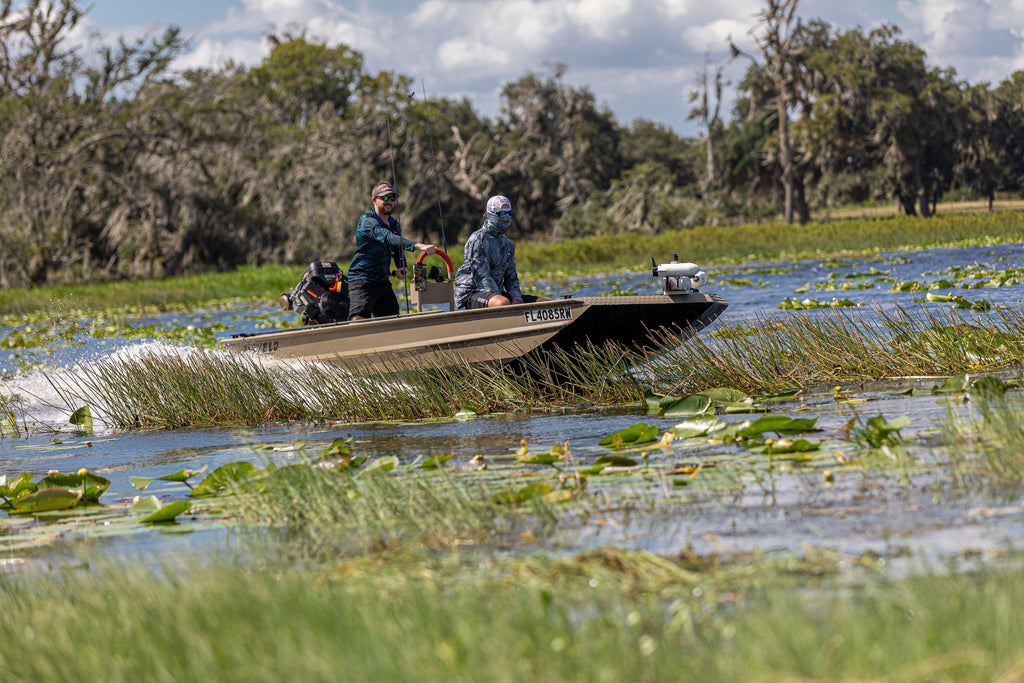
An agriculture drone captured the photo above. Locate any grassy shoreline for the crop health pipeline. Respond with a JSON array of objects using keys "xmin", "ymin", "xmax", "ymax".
[{"xmin": 2, "ymin": 210, "xmax": 1022, "ymax": 317}]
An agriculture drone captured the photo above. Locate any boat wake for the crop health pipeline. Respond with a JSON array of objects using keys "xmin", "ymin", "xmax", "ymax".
[{"xmin": 1, "ymin": 342, "xmax": 211, "ymax": 435}]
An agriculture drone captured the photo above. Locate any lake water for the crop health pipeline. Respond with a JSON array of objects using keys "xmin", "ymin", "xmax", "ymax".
[{"xmin": 3, "ymin": 241, "xmax": 1024, "ymax": 567}]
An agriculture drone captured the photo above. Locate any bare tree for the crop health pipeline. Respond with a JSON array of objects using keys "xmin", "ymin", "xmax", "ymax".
[
  {"xmin": 688, "ymin": 52, "xmax": 728, "ymax": 203},
  {"xmin": 746, "ymin": 0, "xmax": 802, "ymax": 224}
]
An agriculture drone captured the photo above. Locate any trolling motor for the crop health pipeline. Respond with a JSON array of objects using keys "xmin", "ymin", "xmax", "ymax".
[{"xmin": 651, "ymin": 254, "xmax": 707, "ymax": 294}]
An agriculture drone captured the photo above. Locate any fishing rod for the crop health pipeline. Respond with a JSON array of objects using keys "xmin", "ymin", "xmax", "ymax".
[
  {"xmin": 419, "ymin": 78, "xmax": 449, "ymax": 254},
  {"xmin": 383, "ymin": 105, "xmax": 411, "ymax": 314}
]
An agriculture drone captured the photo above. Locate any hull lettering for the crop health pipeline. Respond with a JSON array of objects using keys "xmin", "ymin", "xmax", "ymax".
[
  {"xmin": 244, "ymin": 340, "xmax": 280, "ymax": 352},
  {"xmin": 524, "ymin": 306, "xmax": 572, "ymax": 324}
]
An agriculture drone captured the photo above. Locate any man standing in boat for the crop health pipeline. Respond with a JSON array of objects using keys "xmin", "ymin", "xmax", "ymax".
[
  {"xmin": 453, "ymin": 195, "xmax": 545, "ymax": 309},
  {"xmin": 348, "ymin": 181, "xmax": 437, "ymax": 320}
]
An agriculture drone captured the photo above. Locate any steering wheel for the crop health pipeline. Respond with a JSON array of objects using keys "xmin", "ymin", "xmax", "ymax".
[{"xmin": 415, "ymin": 248, "xmax": 453, "ymax": 277}]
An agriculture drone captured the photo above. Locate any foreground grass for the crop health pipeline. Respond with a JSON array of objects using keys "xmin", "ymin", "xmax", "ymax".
[
  {"xmin": 2, "ymin": 524, "xmax": 1023, "ymax": 680},
  {"xmin": 2, "ymin": 210, "xmax": 1022, "ymax": 317},
  {"xmin": 2, "ymin": 557, "xmax": 1022, "ymax": 680}
]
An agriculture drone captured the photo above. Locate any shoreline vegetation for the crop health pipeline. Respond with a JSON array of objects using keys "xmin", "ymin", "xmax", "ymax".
[{"xmin": 2, "ymin": 208, "xmax": 1023, "ymax": 317}]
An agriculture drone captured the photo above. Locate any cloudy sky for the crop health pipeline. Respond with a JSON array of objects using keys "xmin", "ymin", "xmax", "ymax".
[{"xmin": 82, "ymin": 0, "xmax": 1024, "ymax": 136}]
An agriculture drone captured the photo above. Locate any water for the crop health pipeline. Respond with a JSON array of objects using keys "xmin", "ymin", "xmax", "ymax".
[{"xmin": 4, "ymin": 242, "xmax": 1024, "ymax": 565}]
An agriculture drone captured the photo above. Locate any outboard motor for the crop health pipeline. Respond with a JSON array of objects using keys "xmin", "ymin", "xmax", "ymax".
[
  {"xmin": 651, "ymin": 254, "xmax": 707, "ymax": 294},
  {"xmin": 281, "ymin": 261, "xmax": 350, "ymax": 325}
]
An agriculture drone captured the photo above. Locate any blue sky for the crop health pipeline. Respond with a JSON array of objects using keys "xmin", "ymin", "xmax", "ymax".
[{"xmin": 79, "ymin": 0, "xmax": 1024, "ymax": 137}]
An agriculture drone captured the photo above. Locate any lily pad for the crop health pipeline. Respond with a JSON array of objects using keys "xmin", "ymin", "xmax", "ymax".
[
  {"xmin": 10, "ymin": 487, "xmax": 82, "ymax": 514},
  {"xmin": 599, "ymin": 422, "xmax": 660, "ymax": 449},
  {"xmin": 360, "ymin": 456, "xmax": 399, "ymax": 476},
  {"xmin": 189, "ymin": 462, "xmax": 257, "ymax": 498},
  {"xmin": 38, "ymin": 472, "xmax": 111, "ymax": 503},
  {"xmin": 130, "ymin": 466, "xmax": 208, "ymax": 491},
  {"xmin": 671, "ymin": 416, "xmax": 727, "ymax": 439},
  {"xmin": 69, "ymin": 405, "xmax": 94, "ymax": 435},
  {"xmin": 494, "ymin": 482, "xmax": 553, "ymax": 505},
  {"xmin": 134, "ymin": 497, "xmax": 192, "ymax": 523},
  {"xmin": 762, "ymin": 438, "xmax": 821, "ymax": 455},
  {"xmin": 736, "ymin": 414, "xmax": 819, "ymax": 437},
  {"xmin": 420, "ymin": 453, "xmax": 453, "ymax": 470}
]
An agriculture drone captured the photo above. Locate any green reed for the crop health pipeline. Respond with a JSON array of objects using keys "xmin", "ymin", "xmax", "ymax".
[
  {"xmin": 28, "ymin": 302, "xmax": 1024, "ymax": 429},
  {"xmin": 649, "ymin": 304, "xmax": 1024, "ymax": 395},
  {"xmin": 226, "ymin": 463, "xmax": 522, "ymax": 563},
  {"xmin": 40, "ymin": 341, "xmax": 648, "ymax": 429},
  {"xmin": 3, "ymin": 544, "xmax": 1024, "ymax": 680},
  {"xmin": 942, "ymin": 395, "xmax": 1024, "ymax": 494}
]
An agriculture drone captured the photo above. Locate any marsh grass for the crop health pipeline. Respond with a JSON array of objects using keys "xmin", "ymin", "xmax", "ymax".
[
  {"xmin": 3, "ymin": 544, "xmax": 1024, "ymax": 680},
  {"xmin": 38, "ymin": 342, "xmax": 649, "ymax": 429},
  {"xmin": 515, "ymin": 210, "xmax": 1024, "ymax": 275},
  {"xmin": 227, "ymin": 462, "xmax": 529, "ymax": 562},
  {"xmin": 649, "ymin": 304, "xmax": 1024, "ymax": 395},
  {"xmin": 0, "ymin": 263, "xmax": 299, "ymax": 317},
  {"xmin": 942, "ymin": 396, "xmax": 1024, "ymax": 493},
  {"xmin": 26, "ymin": 301, "xmax": 1024, "ymax": 429}
]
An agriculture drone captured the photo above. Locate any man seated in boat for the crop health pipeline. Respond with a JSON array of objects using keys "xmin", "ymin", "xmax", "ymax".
[
  {"xmin": 348, "ymin": 181, "xmax": 437, "ymax": 320},
  {"xmin": 453, "ymin": 195, "xmax": 546, "ymax": 309}
]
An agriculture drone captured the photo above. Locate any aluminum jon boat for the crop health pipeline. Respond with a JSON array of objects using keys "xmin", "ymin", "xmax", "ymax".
[{"xmin": 219, "ymin": 253, "xmax": 727, "ymax": 372}]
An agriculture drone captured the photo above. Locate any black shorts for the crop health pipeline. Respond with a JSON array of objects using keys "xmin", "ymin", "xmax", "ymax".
[
  {"xmin": 348, "ymin": 279, "xmax": 400, "ymax": 318},
  {"xmin": 464, "ymin": 291, "xmax": 539, "ymax": 309}
]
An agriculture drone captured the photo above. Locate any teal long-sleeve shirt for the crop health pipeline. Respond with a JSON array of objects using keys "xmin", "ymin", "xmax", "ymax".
[{"xmin": 347, "ymin": 210, "xmax": 416, "ymax": 283}]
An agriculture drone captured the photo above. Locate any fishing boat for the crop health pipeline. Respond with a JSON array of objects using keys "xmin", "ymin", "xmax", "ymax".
[{"xmin": 220, "ymin": 252, "xmax": 727, "ymax": 372}]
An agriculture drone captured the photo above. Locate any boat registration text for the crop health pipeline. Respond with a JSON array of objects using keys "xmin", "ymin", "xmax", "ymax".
[{"xmin": 524, "ymin": 306, "xmax": 572, "ymax": 323}]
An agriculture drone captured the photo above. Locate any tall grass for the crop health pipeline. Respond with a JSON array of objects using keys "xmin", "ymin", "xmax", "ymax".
[
  {"xmin": 41, "ymin": 342, "xmax": 648, "ymax": 429},
  {"xmin": 227, "ymin": 463, "xmax": 528, "ymax": 563},
  {"xmin": 28, "ymin": 302, "xmax": 1024, "ymax": 429},
  {"xmin": 943, "ymin": 395, "xmax": 1024, "ymax": 494},
  {"xmin": 647, "ymin": 304, "xmax": 1024, "ymax": 395},
  {"xmin": 2, "ymin": 551, "xmax": 1023, "ymax": 680}
]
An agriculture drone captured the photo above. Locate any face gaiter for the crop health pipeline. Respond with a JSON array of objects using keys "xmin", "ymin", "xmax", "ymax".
[{"xmin": 483, "ymin": 213, "xmax": 512, "ymax": 234}]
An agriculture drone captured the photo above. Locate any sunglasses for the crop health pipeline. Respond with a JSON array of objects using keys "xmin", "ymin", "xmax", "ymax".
[
  {"xmin": 376, "ymin": 195, "xmax": 397, "ymax": 202},
  {"xmin": 494, "ymin": 210, "xmax": 513, "ymax": 217}
]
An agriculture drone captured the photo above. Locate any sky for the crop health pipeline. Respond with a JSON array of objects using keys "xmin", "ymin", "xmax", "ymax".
[{"xmin": 79, "ymin": 0, "xmax": 1024, "ymax": 137}]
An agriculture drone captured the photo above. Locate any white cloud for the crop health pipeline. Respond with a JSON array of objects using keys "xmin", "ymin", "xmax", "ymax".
[
  {"xmin": 240, "ymin": 0, "xmax": 323, "ymax": 18},
  {"xmin": 568, "ymin": 0, "xmax": 634, "ymax": 40},
  {"xmin": 176, "ymin": 37, "xmax": 268, "ymax": 70},
  {"xmin": 81, "ymin": 0, "xmax": 1024, "ymax": 137},
  {"xmin": 436, "ymin": 37, "xmax": 513, "ymax": 73}
]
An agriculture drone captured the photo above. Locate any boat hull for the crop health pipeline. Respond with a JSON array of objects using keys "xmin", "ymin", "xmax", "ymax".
[{"xmin": 220, "ymin": 293, "xmax": 727, "ymax": 372}]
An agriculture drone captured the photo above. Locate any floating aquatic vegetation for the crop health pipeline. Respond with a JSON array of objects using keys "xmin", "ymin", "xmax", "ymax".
[
  {"xmin": 598, "ymin": 422, "xmax": 660, "ymax": 449},
  {"xmin": 645, "ymin": 387, "xmax": 759, "ymax": 416},
  {"xmin": 778, "ymin": 297, "xmax": 860, "ymax": 310},
  {"xmin": 913, "ymin": 292, "xmax": 992, "ymax": 310},
  {"xmin": 844, "ymin": 414, "xmax": 911, "ymax": 449},
  {"xmin": 133, "ymin": 496, "xmax": 193, "ymax": 524}
]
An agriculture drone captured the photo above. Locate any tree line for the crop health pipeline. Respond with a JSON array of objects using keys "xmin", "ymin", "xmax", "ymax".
[{"xmin": 1, "ymin": 0, "xmax": 1022, "ymax": 288}]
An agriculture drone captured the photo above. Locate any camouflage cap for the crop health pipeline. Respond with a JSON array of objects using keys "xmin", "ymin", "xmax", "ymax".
[{"xmin": 486, "ymin": 195, "xmax": 511, "ymax": 213}]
